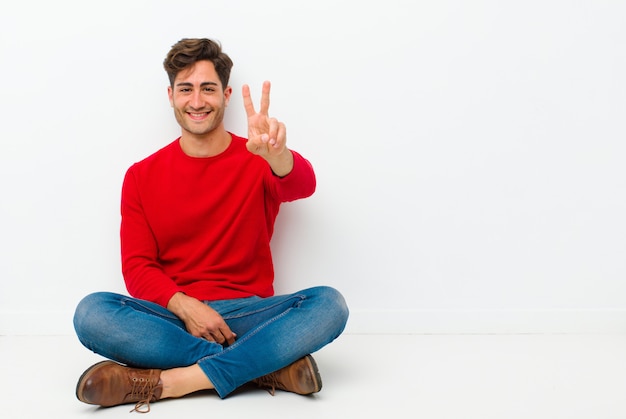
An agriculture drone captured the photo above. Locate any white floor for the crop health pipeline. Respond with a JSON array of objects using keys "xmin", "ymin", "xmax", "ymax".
[{"xmin": 1, "ymin": 333, "xmax": 625, "ymax": 418}]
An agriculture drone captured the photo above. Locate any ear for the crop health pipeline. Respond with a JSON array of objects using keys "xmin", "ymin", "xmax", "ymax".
[
  {"xmin": 223, "ymin": 85, "xmax": 233, "ymax": 106},
  {"xmin": 167, "ymin": 85, "xmax": 174, "ymax": 107}
]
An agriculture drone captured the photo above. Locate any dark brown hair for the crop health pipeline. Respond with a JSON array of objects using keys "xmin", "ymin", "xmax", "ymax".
[{"xmin": 163, "ymin": 38, "xmax": 233, "ymax": 89}]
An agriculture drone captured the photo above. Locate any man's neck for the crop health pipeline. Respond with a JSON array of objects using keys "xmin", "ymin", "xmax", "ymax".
[{"xmin": 179, "ymin": 130, "xmax": 232, "ymax": 158}]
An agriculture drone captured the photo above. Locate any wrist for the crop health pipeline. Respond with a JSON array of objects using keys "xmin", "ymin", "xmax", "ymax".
[
  {"xmin": 267, "ymin": 149, "xmax": 294, "ymax": 177},
  {"xmin": 167, "ymin": 292, "xmax": 189, "ymax": 316}
]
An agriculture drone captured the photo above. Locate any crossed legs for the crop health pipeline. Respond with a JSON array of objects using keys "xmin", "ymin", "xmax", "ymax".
[{"xmin": 73, "ymin": 286, "xmax": 348, "ymax": 408}]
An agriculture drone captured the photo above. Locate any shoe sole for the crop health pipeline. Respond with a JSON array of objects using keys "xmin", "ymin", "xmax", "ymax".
[
  {"xmin": 304, "ymin": 355, "xmax": 323, "ymax": 393},
  {"xmin": 75, "ymin": 360, "xmax": 117, "ymax": 403}
]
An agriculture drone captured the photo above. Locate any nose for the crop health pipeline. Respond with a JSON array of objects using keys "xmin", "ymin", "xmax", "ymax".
[{"xmin": 189, "ymin": 90, "xmax": 204, "ymax": 109}]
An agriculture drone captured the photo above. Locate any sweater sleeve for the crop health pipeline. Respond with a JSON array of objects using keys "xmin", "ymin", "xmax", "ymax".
[
  {"xmin": 120, "ymin": 166, "xmax": 182, "ymax": 307},
  {"xmin": 269, "ymin": 150, "xmax": 317, "ymax": 202}
]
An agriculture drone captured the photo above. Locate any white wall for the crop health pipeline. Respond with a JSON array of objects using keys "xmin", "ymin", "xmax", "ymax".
[{"xmin": 1, "ymin": 0, "xmax": 625, "ymax": 335}]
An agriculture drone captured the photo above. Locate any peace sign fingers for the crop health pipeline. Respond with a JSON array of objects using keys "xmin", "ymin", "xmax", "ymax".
[
  {"xmin": 241, "ymin": 80, "xmax": 293, "ymax": 176},
  {"xmin": 242, "ymin": 81, "xmax": 271, "ymax": 117}
]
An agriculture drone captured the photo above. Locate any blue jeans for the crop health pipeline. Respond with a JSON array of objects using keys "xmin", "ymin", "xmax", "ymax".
[{"xmin": 73, "ymin": 286, "xmax": 348, "ymax": 398}]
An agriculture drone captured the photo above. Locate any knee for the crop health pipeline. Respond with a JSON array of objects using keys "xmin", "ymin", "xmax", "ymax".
[
  {"xmin": 73, "ymin": 292, "xmax": 119, "ymax": 337},
  {"xmin": 313, "ymin": 286, "xmax": 349, "ymax": 334}
]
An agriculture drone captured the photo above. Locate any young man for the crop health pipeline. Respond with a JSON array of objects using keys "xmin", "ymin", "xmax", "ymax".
[{"xmin": 73, "ymin": 38, "xmax": 348, "ymax": 413}]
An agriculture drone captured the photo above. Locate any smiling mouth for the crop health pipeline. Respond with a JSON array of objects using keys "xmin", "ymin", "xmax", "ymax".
[{"xmin": 187, "ymin": 111, "xmax": 211, "ymax": 120}]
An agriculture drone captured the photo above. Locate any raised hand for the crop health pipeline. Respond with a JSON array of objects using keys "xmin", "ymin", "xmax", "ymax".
[{"xmin": 242, "ymin": 81, "xmax": 293, "ymax": 176}]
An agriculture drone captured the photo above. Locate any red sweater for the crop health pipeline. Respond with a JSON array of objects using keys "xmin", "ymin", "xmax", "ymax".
[{"xmin": 120, "ymin": 133, "xmax": 316, "ymax": 307}]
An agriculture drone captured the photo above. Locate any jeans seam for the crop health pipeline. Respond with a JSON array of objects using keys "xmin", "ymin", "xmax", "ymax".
[
  {"xmin": 200, "ymin": 305, "xmax": 293, "ymax": 362},
  {"xmin": 120, "ymin": 297, "xmax": 180, "ymax": 321},
  {"xmin": 218, "ymin": 294, "xmax": 305, "ymax": 321}
]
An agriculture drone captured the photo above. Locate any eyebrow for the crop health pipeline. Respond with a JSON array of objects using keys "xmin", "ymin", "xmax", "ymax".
[{"xmin": 175, "ymin": 81, "xmax": 219, "ymax": 88}]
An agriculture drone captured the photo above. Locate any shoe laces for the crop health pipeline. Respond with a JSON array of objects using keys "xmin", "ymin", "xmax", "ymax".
[
  {"xmin": 128, "ymin": 374, "xmax": 160, "ymax": 413},
  {"xmin": 253, "ymin": 372, "xmax": 281, "ymax": 396}
]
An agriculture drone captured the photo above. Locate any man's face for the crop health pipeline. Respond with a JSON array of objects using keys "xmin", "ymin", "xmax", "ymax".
[{"xmin": 168, "ymin": 60, "xmax": 232, "ymax": 137}]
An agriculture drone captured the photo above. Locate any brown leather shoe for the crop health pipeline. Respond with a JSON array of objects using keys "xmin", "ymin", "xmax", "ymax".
[
  {"xmin": 76, "ymin": 361, "xmax": 163, "ymax": 413},
  {"xmin": 253, "ymin": 355, "xmax": 322, "ymax": 395}
]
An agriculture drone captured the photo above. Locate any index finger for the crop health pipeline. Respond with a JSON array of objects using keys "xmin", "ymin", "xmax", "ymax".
[
  {"xmin": 242, "ymin": 84, "xmax": 256, "ymax": 117},
  {"xmin": 221, "ymin": 326, "xmax": 237, "ymax": 346}
]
